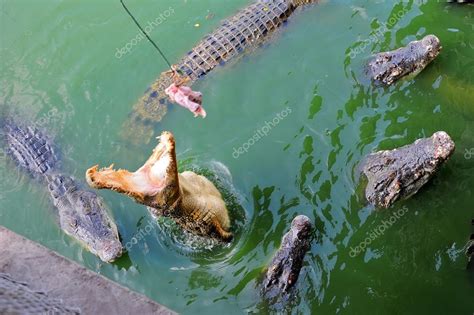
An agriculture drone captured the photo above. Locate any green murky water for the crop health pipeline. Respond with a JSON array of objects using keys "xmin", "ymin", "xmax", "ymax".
[{"xmin": 1, "ymin": 0, "xmax": 473, "ymax": 313}]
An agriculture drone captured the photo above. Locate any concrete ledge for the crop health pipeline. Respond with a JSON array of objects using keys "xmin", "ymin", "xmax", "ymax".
[{"xmin": 0, "ymin": 226, "xmax": 175, "ymax": 314}]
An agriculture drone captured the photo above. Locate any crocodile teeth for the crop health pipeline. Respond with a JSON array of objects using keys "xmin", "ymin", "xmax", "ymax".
[{"xmin": 99, "ymin": 164, "xmax": 115, "ymax": 171}]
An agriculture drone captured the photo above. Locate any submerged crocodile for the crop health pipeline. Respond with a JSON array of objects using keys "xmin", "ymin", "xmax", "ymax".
[
  {"xmin": 122, "ymin": 0, "xmax": 318, "ymax": 144},
  {"xmin": 367, "ymin": 34, "xmax": 441, "ymax": 85},
  {"xmin": 262, "ymin": 215, "xmax": 313, "ymax": 302},
  {"xmin": 86, "ymin": 131, "xmax": 232, "ymax": 241},
  {"xmin": 1, "ymin": 119, "xmax": 122, "ymax": 262},
  {"xmin": 360, "ymin": 131, "xmax": 455, "ymax": 208}
]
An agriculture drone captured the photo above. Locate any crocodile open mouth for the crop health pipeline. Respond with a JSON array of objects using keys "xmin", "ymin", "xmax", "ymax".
[{"xmin": 85, "ymin": 131, "xmax": 178, "ymax": 199}]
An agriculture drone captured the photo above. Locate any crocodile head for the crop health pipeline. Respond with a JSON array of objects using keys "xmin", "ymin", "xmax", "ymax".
[
  {"xmin": 86, "ymin": 131, "xmax": 180, "ymax": 211},
  {"xmin": 262, "ymin": 215, "xmax": 313, "ymax": 300},
  {"xmin": 361, "ymin": 131, "xmax": 455, "ymax": 208},
  {"xmin": 48, "ymin": 175, "xmax": 122, "ymax": 262},
  {"xmin": 368, "ymin": 34, "xmax": 441, "ymax": 85}
]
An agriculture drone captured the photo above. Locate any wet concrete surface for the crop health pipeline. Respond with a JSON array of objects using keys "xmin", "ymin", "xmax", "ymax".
[{"xmin": 0, "ymin": 226, "xmax": 175, "ymax": 314}]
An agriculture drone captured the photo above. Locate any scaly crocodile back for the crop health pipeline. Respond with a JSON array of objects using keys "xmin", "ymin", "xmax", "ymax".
[
  {"xmin": 46, "ymin": 173, "xmax": 78, "ymax": 200},
  {"xmin": 175, "ymin": 0, "xmax": 296, "ymax": 81},
  {"xmin": 1, "ymin": 118, "xmax": 122, "ymax": 262},
  {"xmin": 174, "ymin": 0, "xmax": 317, "ymax": 81},
  {"xmin": 130, "ymin": 0, "xmax": 317, "ymax": 125},
  {"xmin": 1, "ymin": 119, "xmax": 58, "ymax": 176}
]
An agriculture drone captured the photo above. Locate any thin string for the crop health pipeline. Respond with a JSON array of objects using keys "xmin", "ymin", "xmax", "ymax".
[{"xmin": 120, "ymin": 0, "xmax": 173, "ymax": 69}]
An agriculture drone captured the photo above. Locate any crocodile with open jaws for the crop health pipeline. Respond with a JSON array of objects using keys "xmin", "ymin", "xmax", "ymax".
[
  {"xmin": 86, "ymin": 131, "xmax": 232, "ymax": 241},
  {"xmin": 360, "ymin": 131, "xmax": 455, "ymax": 208},
  {"xmin": 1, "ymin": 119, "xmax": 122, "ymax": 263},
  {"xmin": 367, "ymin": 34, "xmax": 442, "ymax": 85},
  {"xmin": 122, "ymin": 0, "xmax": 318, "ymax": 144}
]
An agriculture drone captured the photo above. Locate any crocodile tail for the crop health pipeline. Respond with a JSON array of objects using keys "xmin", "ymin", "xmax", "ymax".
[
  {"xmin": 1, "ymin": 118, "xmax": 59, "ymax": 176},
  {"xmin": 131, "ymin": 71, "xmax": 176, "ymax": 123},
  {"xmin": 121, "ymin": 70, "xmax": 189, "ymax": 145}
]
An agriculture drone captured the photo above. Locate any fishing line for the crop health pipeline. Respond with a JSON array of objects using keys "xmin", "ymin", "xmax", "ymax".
[{"xmin": 120, "ymin": 0, "xmax": 173, "ymax": 69}]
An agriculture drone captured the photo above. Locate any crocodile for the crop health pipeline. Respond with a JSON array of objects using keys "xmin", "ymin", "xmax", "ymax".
[
  {"xmin": 262, "ymin": 215, "xmax": 313, "ymax": 302},
  {"xmin": 46, "ymin": 174, "xmax": 123, "ymax": 262},
  {"xmin": 367, "ymin": 34, "xmax": 442, "ymax": 85},
  {"xmin": 1, "ymin": 119, "xmax": 122, "ymax": 262},
  {"xmin": 86, "ymin": 131, "xmax": 232, "ymax": 241},
  {"xmin": 122, "ymin": 0, "xmax": 318, "ymax": 144},
  {"xmin": 360, "ymin": 131, "xmax": 455, "ymax": 208}
]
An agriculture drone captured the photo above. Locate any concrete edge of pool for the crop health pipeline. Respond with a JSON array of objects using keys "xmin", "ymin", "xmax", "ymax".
[{"xmin": 0, "ymin": 226, "xmax": 176, "ymax": 314}]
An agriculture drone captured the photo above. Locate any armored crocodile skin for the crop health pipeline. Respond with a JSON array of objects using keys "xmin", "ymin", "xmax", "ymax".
[
  {"xmin": 2, "ymin": 120, "xmax": 58, "ymax": 175},
  {"xmin": 262, "ymin": 215, "xmax": 313, "ymax": 302},
  {"xmin": 361, "ymin": 131, "xmax": 455, "ymax": 208},
  {"xmin": 123, "ymin": 0, "xmax": 318, "ymax": 144},
  {"xmin": 1, "ymin": 119, "xmax": 122, "ymax": 263}
]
